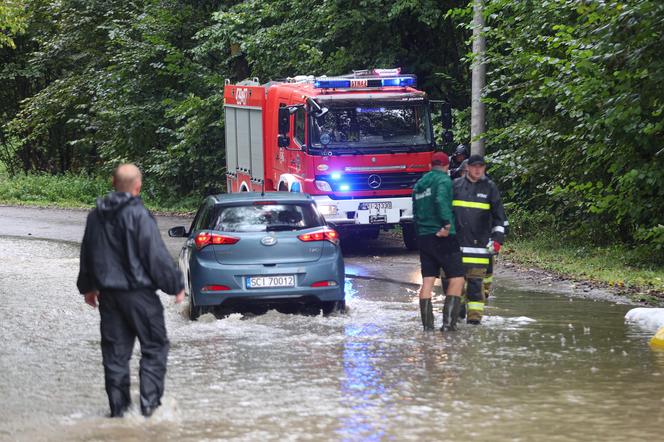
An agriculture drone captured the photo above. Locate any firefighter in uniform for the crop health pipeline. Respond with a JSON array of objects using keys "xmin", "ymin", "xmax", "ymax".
[
  {"xmin": 449, "ymin": 144, "xmax": 469, "ymax": 179},
  {"xmin": 452, "ymin": 154, "xmax": 507, "ymax": 324},
  {"xmin": 413, "ymin": 152, "xmax": 465, "ymax": 331}
]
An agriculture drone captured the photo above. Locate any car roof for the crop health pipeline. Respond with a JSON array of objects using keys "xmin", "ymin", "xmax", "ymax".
[{"xmin": 208, "ymin": 192, "xmax": 315, "ymax": 205}]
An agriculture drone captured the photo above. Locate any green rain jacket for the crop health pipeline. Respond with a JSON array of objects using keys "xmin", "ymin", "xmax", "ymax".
[{"xmin": 412, "ymin": 169, "xmax": 456, "ymax": 236}]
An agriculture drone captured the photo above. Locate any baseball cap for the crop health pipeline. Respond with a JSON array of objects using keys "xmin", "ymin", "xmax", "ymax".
[
  {"xmin": 467, "ymin": 154, "xmax": 485, "ymax": 165},
  {"xmin": 431, "ymin": 151, "xmax": 449, "ymax": 166}
]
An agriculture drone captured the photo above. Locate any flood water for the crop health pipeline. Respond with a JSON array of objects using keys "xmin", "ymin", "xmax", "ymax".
[{"xmin": 1, "ymin": 236, "xmax": 663, "ymax": 441}]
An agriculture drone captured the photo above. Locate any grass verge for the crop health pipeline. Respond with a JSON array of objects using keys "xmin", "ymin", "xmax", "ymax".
[
  {"xmin": 0, "ymin": 171, "xmax": 198, "ymax": 214},
  {"xmin": 504, "ymin": 235, "xmax": 664, "ymax": 304}
]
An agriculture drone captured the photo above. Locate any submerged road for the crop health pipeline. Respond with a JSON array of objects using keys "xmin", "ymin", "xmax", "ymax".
[{"xmin": 1, "ymin": 205, "xmax": 663, "ymax": 441}]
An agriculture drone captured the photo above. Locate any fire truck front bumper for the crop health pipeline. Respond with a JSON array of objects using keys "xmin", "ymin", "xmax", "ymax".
[{"xmin": 312, "ymin": 196, "xmax": 413, "ymax": 226}]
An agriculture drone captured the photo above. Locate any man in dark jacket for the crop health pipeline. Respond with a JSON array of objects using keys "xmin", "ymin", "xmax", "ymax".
[
  {"xmin": 77, "ymin": 164, "xmax": 184, "ymax": 418},
  {"xmin": 412, "ymin": 152, "xmax": 465, "ymax": 332},
  {"xmin": 452, "ymin": 155, "xmax": 507, "ymax": 324}
]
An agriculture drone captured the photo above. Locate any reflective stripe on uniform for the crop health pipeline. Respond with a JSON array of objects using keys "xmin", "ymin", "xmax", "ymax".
[
  {"xmin": 483, "ymin": 275, "xmax": 493, "ymax": 283},
  {"xmin": 452, "ymin": 200, "xmax": 490, "ymax": 210},
  {"xmin": 463, "ymin": 256, "xmax": 491, "ymax": 265},
  {"xmin": 492, "ymin": 225, "xmax": 505, "ymax": 233},
  {"xmin": 467, "ymin": 301, "xmax": 485, "ymax": 312},
  {"xmin": 461, "ymin": 247, "xmax": 490, "ymax": 254}
]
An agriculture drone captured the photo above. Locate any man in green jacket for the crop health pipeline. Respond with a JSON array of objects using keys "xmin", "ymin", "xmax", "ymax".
[{"xmin": 412, "ymin": 152, "xmax": 465, "ymax": 331}]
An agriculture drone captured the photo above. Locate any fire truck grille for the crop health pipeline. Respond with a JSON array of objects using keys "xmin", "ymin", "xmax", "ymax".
[{"xmin": 316, "ymin": 172, "xmax": 424, "ymax": 192}]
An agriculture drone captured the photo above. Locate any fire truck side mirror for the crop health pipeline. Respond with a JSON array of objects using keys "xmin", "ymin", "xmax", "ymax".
[
  {"xmin": 278, "ymin": 108, "xmax": 290, "ymax": 135},
  {"xmin": 441, "ymin": 103, "xmax": 452, "ymax": 130},
  {"xmin": 443, "ymin": 130, "xmax": 454, "ymax": 144},
  {"xmin": 277, "ymin": 134, "xmax": 290, "ymax": 148}
]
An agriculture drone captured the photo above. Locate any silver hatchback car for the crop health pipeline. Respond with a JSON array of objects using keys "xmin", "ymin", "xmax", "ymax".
[{"xmin": 168, "ymin": 192, "xmax": 345, "ymax": 320}]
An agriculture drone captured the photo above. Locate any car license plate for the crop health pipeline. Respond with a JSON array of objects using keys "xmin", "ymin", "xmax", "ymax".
[
  {"xmin": 358, "ymin": 201, "xmax": 392, "ymax": 210},
  {"xmin": 246, "ymin": 275, "xmax": 295, "ymax": 289}
]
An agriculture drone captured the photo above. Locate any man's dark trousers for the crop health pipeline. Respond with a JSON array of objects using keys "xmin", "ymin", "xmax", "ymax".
[{"xmin": 99, "ymin": 289, "xmax": 169, "ymax": 416}]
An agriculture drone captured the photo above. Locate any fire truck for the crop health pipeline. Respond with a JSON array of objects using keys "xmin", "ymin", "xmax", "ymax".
[{"xmin": 223, "ymin": 68, "xmax": 446, "ymax": 249}]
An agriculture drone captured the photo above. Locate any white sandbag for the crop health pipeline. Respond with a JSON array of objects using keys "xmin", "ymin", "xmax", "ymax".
[{"xmin": 624, "ymin": 307, "xmax": 664, "ymax": 331}]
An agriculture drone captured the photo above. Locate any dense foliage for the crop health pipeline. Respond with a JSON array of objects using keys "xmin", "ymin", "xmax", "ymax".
[
  {"xmin": 482, "ymin": 0, "xmax": 664, "ymax": 254},
  {"xmin": 0, "ymin": 0, "xmax": 467, "ymax": 199},
  {"xmin": 1, "ymin": 0, "xmax": 662, "ymax": 254}
]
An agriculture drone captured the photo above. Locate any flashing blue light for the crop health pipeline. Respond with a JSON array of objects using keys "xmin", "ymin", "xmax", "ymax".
[
  {"xmin": 314, "ymin": 75, "xmax": 417, "ymax": 89},
  {"xmin": 314, "ymin": 79, "xmax": 351, "ymax": 89},
  {"xmin": 339, "ymin": 184, "xmax": 351, "ymax": 191},
  {"xmin": 331, "ymin": 172, "xmax": 342, "ymax": 180},
  {"xmin": 381, "ymin": 76, "xmax": 417, "ymax": 87},
  {"xmin": 399, "ymin": 76, "xmax": 416, "ymax": 87}
]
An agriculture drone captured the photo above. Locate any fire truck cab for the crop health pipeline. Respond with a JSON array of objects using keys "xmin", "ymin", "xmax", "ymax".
[{"xmin": 223, "ymin": 69, "xmax": 437, "ymax": 249}]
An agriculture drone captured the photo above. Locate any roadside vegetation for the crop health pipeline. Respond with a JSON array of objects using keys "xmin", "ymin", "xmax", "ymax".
[
  {"xmin": 0, "ymin": 166, "xmax": 198, "ymax": 213},
  {"xmin": 504, "ymin": 208, "xmax": 664, "ymax": 303},
  {"xmin": 1, "ymin": 1, "xmax": 662, "ymax": 294}
]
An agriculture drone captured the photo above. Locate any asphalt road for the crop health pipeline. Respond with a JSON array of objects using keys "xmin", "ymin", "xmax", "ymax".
[{"xmin": 0, "ymin": 204, "xmax": 424, "ymax": 286}]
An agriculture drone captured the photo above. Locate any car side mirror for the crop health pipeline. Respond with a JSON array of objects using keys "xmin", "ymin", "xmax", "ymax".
[
  {"xmin": 168, "ymin": 226, "xmax": 187, "ymax": 237},
  {"xmin": 278, "ymin": 107, "xmax": 290, "ymax": 135},
  {"xmin": 441, "ymin": 102, "xmax": 452, "ymax": 129},
  {"xmin": 277, "ymin": 134, "xmax": 290, "ymax": 148}
]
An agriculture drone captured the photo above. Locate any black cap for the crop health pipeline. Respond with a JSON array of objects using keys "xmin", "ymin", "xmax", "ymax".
[{"xmin": 467, "ymin": 154, "xmax": 485, "ymax": 165}]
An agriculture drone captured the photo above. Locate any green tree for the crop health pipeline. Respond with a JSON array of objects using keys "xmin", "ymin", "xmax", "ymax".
[
  {"xmin": 481, "ymin": 0, "xmax": 664, "ymax": 252},
  {"xmin": 0, "ymin": 0, "xmax": 28, "ymax": 49}
]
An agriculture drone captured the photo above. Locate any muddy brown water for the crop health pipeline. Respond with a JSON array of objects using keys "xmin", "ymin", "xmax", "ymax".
[{"xmin": 1, "ymin": 236, "xmax": 663, "ymax": 441}]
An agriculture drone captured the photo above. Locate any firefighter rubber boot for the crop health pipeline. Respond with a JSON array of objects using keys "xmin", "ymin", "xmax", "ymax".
[
  {"xmin": 466, "ymin": 278, "xmax": 485, "ymax": 325},
  {"xmin": 419, "ymin": 298, "xmax": 435, "ymax": 331},
  {"xmin": 483, "ymin": 274, "xmax": 493, "ymax": 301},
  {"xmin": 466, "ymin": 301, "xmax": 485, "ymax": 324},
  {"xmin": 441, "ymin": 296, "xmax": 461, "ymax": 332}
]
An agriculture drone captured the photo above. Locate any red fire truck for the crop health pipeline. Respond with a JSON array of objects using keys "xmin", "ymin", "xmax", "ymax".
[{"xmin": 223, "ymin": 68, "xmax": 441, "ymax": 249}]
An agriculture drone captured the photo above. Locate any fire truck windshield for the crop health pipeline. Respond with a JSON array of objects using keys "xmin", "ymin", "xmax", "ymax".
[{"xmin": 309, "ymin": 101, "xmax": 433, "ymax": 152}]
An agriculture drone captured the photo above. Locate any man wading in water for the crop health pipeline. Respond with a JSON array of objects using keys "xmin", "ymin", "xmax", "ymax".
[
  {"xmin": 412, "ymin": 152, "xmax": 465, "ymax": 331},
  {"xmin": 77, "ymin": 164, "xmax": 184, "ymax": 417}
]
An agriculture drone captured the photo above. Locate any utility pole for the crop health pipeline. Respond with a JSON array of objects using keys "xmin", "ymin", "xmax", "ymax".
[{"xmin": 471, "ymin": 0, "xmax": 486, "ymax": 156}]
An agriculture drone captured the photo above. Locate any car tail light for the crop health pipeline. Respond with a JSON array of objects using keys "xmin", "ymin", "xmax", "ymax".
[
  {"xmin": 201, "ymin": 284, "xmax": 231, "ymax": 292},
  {"xmin": 195, "ymin": 232, "xmax": 240, "ymax": 249},
  {"xmin": 311, "ymin": 280, "xmax": 338, "ymax": 287},
  {"xmin": 298, "ymin": 227, "xmax": 339, "ymax": 245}
]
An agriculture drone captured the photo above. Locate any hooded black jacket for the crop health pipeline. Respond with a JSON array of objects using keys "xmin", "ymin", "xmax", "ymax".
[{"xmin": 77, "ymin": 192, "xmax": 184, "ymax": 295}]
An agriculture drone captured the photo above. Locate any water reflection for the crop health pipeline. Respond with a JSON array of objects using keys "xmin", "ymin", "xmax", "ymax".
[{"xmin": 339, "ymin": 325, "xmax": 388, "ymax": 441}]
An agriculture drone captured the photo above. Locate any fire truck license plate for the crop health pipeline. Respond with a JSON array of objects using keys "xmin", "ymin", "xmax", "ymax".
[
  {"xmin": 359, "ymin": 202, "xmax": 392, "ymax": 210},
  {"xmin": 246, "ymin": 275, "xmax": 295, "ymax": 289}
]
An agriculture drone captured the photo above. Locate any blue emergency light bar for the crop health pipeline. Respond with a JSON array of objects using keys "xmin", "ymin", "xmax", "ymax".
[{"xmin": 313, "ymin": 75, "xmax": 417, "ymax": 89}]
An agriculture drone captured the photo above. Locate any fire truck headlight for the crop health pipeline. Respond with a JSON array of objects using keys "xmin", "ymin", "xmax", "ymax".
[
  {"xmin": 318, "ymin": 205, "xmax": 338, "ymax": 216},
  {"xmin": 315, "ymin": 180, "xmax": 332, "ymax": 192}
]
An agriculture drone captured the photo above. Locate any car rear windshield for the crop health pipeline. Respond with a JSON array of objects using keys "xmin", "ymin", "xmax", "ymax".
[{"xmin": 212, "ymin": 203, "xmax": 324, "ymax": 232}]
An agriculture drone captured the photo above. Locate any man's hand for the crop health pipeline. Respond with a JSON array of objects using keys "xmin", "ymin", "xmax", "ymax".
[
  {"xmin": 435, "ymin": 225, "xmax": 451, "ymax": 238},
  {"xmin": 84, "ymin": 291, "xmax": 99, "ymax": 308},
  {"xmin": 174, "ymin": 289, "xmax": 185, "ymax": 304},
  {"xmin": 493, "ymin": 241, "xmax": 502, "ymax": 254}
]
